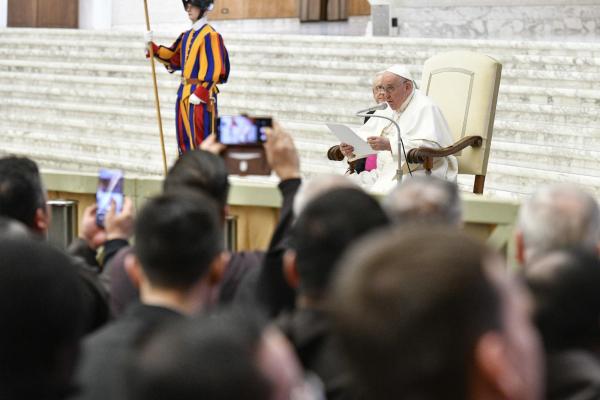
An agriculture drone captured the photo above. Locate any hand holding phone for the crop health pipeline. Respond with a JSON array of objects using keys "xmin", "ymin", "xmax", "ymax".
[{"xmin": 96, "ymin": 169, "xmax": 124, "ymax": 228}]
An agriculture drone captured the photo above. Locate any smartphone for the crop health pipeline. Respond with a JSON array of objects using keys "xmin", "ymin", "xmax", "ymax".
[
  {"xmin": 96, "ymin": 169, "xmax": 124, "ymax": 228},
  {"xmin": 216, "ymin": 115, "xmax": 272, "ymax": 145}
]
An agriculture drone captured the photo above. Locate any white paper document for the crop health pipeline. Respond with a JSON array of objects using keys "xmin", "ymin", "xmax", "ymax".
[{"xmin": 326, "ymin": 123, "xmax": 375, "ymax": 161}]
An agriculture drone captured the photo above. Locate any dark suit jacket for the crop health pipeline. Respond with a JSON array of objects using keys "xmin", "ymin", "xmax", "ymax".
[
  {"xmin": 546, "ymin": 350, "xmax": 600, "ymax": 400},
  {"xmin": 277, "ymin": 308, "xmax": 362, "ymax": 400},
  {"xmin": 72, "ymin": 303, "xmax": 183, "ymax": 400}
]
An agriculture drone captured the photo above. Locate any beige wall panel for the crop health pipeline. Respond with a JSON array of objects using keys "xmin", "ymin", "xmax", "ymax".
[
  {"xmin": 212, "ymin": 0, "xmax": 247, "ymax": 20},
  {"xmin": 213, "ymin": 0, "xmax": 298, "ymax": 20},
  {"xmin": 38, "ymin": 0, "xmax": 78, "ymax": 28},
  {"xmin": 7, "ymin": 0, "xmax": 36, "ymax": 27},
  {"xmin": 348, "ymin": 0, "xmax": 370, "ymax": 15}
]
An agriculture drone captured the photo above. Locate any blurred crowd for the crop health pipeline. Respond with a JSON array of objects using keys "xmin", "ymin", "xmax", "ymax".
[{"xmin": 1, "ymin": 125, "xmax": 599, "ymax": 400}]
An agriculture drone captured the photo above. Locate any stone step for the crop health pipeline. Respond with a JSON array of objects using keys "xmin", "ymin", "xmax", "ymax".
[
  {"xmin": 480, "ymin": 163, "xmax": 600, "ymax": 198},
  {"xmin": 492, "ymin": 120, "xmax": 600, "ymax": 148},
  {"xmin": 2, "ymin": 54, "xmax": 597, "ymax": 91},
  {"xmin": 0, "ymin": 142, "xmax": 166, "ymax": 176},
  {"xmin": 490, "ymin": 141, "xmax": 600, "ymax": 178},
  {"xmin": 3, "ymin": 29, "xmax": 600, "ymax": 57},
  {"xmin": 2, "ymin": 89, "xmax": 597, "ymax": 141},
  {"xmin": 3, "ymin": 39, "xmax": 600, "ymax": 75},
  {"xmin": 2, "ymin": 70, "xmax": 600, "ymax": 118}
]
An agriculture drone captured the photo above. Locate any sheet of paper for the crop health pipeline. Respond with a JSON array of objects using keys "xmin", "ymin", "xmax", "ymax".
[{"xmin": 326, "ymin": 123, "xmax": 375, "ymax": 160}]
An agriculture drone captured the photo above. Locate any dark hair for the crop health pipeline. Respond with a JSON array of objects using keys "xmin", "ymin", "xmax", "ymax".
[
  {"xmin": 134, "ymin": 191, "xmax": 223, "ymax": 290},
  {"xmin": 163, "ymin": 150, "xmax": 229, "ymax": 209},
  {"xmin": 0, "ymin": 156, "xmax": 46, "ymax": 228},
  {"xmin": 129, "ymin": 308, "xmax": 271, "ymax": 400},
  {"xmin": 331, "ymin": 227, "xmax": 501, "ymax": 399},
  {"xmin": 525, "ymin": 247, "xmax": 600, "ymax": 351},
  {"xmin": 292, "ymin": 187, "xmax": 389, "ymax": 298},
  {"xmin": 0, "ymin": 238, "xmax": 86, "ymax": 400}
]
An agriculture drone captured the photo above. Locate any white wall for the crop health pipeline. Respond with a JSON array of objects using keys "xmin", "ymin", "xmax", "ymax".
[
  {"xmin": 0, "ymin": 0, "xmax": 7, "ymax": 28},
  {"xmin": 112, "ymin": 0, "xmax": 187, "ymax": 29},
  {"xmin": 79, "ymin": 0, "xmax": 113, "ymax": 29}
]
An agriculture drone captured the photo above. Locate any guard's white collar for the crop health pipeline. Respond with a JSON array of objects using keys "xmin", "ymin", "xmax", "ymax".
[{"xmin": 191, "ymin": 16, "xmax": 208, "ymax": 31}]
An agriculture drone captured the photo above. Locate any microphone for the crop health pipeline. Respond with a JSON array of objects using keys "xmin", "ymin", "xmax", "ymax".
[{"xmin": 355, "ymin": 102, "xmax": 388, "ymax": 115}]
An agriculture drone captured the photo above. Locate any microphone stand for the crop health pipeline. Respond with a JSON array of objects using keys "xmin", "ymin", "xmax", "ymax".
[{"xmin": 355, "ymin": 111, "xmax": 412, "ymax": 184}]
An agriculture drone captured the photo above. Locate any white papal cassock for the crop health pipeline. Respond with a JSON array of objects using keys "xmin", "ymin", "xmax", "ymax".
[{"xmin": 354, "ymin": 88, "xmax": 458, "ymax": 193}]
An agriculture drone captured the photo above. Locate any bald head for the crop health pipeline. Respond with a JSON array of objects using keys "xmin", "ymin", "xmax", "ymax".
[
  {"xmin": 517, "ymin": 184, "xmax": 600, "ymax": 264},
  {"xmin": 383, "ymin": 176, "xmax": 462, "ymax": 227}
]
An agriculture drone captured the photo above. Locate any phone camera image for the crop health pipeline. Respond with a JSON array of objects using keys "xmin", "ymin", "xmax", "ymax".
[
  {"xmin": 96, "ymin": 169, "xmax": 124, "ymax": 228},
  {"xmin": 217, "ymin": 115, "xmax": 272, "ymax": 145}
]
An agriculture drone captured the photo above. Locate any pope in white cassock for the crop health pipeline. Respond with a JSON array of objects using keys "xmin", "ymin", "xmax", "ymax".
[{"xmin": 340, "ymin": 65, "xmax": 458, "ymax": 193}]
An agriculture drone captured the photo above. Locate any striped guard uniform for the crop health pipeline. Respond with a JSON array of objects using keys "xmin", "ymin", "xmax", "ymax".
[{"xmin": 151, "ymin": 23, "xmax": 230, "ymax": 155}]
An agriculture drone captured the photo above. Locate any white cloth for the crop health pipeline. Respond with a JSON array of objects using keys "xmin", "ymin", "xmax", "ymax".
[
  {"xmin": 354, "ymin": 89, "xmax": 458, "ymax": 193},
  {"xmin": 191, "ymin": 16, "xmax": 208, "ymax": 31}
]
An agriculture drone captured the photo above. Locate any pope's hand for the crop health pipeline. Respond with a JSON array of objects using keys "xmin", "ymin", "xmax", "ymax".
[
  {"xmin": 340, "ymin": 142, "xmax": 354, "ymax": 157},
  {"xmin": 367, "ymin": 136, "xmax": 391, "ymax": 151},
  {"xmin": 144, "ymin": 30, "xmax": 153, "ymax": 45},
  {"xmin": 189, "ymin": 93, "xmax": 204, "ymax": 105}
]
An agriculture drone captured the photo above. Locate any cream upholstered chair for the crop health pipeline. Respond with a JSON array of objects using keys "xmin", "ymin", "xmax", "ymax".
[{"xmin": 406, "ymin": 51, "xmax": 502, "ymax": 194}]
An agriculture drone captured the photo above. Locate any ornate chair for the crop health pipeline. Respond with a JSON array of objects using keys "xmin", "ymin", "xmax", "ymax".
[{"xmin": 406, "ymin": 51, "xmax": 502, "ymax": 194}]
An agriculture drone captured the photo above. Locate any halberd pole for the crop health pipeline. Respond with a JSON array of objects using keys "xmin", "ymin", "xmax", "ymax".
[{"xmin": 143, "ymin": 0, "xmax": 168, "ymax": 176}]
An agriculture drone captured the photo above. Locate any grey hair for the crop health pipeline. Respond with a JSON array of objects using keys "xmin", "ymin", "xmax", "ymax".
[
  {"xmin": 293, "ymin": 174, "xmax": 358, "ymax": 217},
  {"xmin": 383, "ymin": 176, "xmax": 462, "ymax": 227},
  {"xmin": 372, "ymin": 71, "xmax": 384, "ymax": 86},
  {"xmin": 517, "ymin": 184, "xmax": 600, "ymax": 263}
]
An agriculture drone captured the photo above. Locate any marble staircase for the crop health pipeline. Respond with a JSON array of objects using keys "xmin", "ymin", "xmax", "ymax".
[{"xmin": 1, "ymin": 28, "xmax": 599, "ymax": 198}]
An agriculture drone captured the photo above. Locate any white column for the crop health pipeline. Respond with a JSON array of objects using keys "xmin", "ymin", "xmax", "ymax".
[
  {"xmin": 0, "ymin": 0, "xmax": 8, "ymax": 28},
  {"xmin": 79, "ymin": 0, "xmax": 113, "ymax": 29},
  {"xmin": 368, "ymin": 0, "xmax": 392, "ymax": 36}
]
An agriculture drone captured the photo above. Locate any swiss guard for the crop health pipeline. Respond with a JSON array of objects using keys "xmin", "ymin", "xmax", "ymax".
[{"xmin": 145, "ymin": 0, "xmax": 230, "ymax": 155}]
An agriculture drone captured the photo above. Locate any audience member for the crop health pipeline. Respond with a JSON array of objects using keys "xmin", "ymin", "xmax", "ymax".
[
  {"xmin": 0, "ymin": 155, "xmax": 117, "ymax": 333},
  {"xmin": 104, "ymin": 124, "xmax": 302, "ymax": 315},
  {"xmin": 128, "ymin": 309, "xmax": 322, "ymax": 400},
  {"xmin": 292, "ymin": 174, "xmax": 357, "ymax": 217},
  {"xmin": 0, "ymin": 216, "xmax": 31, "ymax": 239},
  {"xmin": 331, "ymin": 227, "xmax": 543, "ymax": 400},
  {"xmin": 327, "ymin": 72, "xmax": 384, "ymax": 175},
  {"xmin": 383, "ymin": 175, "xmax": 462, "ymax": 226},
  {"xmin": 516, "ymin": 183, "xmax": 600, "ymax": 265},
  {"xmin": 279, "ymin": 187, "xmax": 389, "ymax": 399},
  {"xmin": 0, "ymin": 238, "xmax": 87, "ymax": 400},
  {"xmin": 525, "ymin": 248, "xmax": 600, "ymax": 400},
  {"xmin": 73, "ymin": 191, "xmax": 227, "ymax": 400}
]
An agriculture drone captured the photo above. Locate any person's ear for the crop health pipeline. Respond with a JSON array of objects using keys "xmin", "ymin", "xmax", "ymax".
[
  {"xmin": 207, "ymin": 251, "xmax": 229, "ymax": 286},
  {"xmin": 124, "ymin": 253, "xmax": 143, "ymax": 289},
  {"xmin": 515, "ymin": 230, "xmax": 526, "ymax": 266},
  {"xmin": 474, "ymin": 332, "xmax": 520, "ymax": 399},
  {"xmin": 33, "ymin": 207, "xmax": 50, "ymax": 234},
  {"xmin": 283, "ymin": 249, "xmax": 300, "ymax": 290}
]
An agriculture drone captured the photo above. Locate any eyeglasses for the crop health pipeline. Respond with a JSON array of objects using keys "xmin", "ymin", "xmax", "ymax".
[{"xmin": 374, "ymin": 80, "xmax": 410, "ymax": 94}]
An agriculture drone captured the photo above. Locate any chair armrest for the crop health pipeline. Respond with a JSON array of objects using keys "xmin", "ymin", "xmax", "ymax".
[{"xmin": 406, "ymin": 135, "xmax": 483, "ymax": 163}]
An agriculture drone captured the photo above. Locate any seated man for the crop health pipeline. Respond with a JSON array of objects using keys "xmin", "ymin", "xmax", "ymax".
[
  {"xmin": 0, "ymin": 238, "xmax": 87, "ymax": 400},
  {"xmin": 331, "ymin": 227, "xmax": 542, "ymax": 400},
  {"xmin": 525, "ymin": 248, "xmax": 600, "ymax": 400},
  {"xmin": 383, "ymin": 176, "xmax": 463, "ymax": 227},
  {"xmin": 339, "ymin": 65, "xmax": 457, "ymax": 192},
  {"xmin": 128, "ymin": 310, "xmax": 318, "ymax": 400},
  {"xmin": 328, "ymin": 72, "xmax": 384, "ymax": 175}
]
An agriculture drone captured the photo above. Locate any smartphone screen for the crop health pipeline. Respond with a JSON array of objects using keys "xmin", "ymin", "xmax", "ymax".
[
  {"xmin": 96, "ymin": 169, "xmax": 124, "ymax": 228},
  {"xmin": 217, "ymin": 115, "xmax": 272, "ymax": 145}
]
